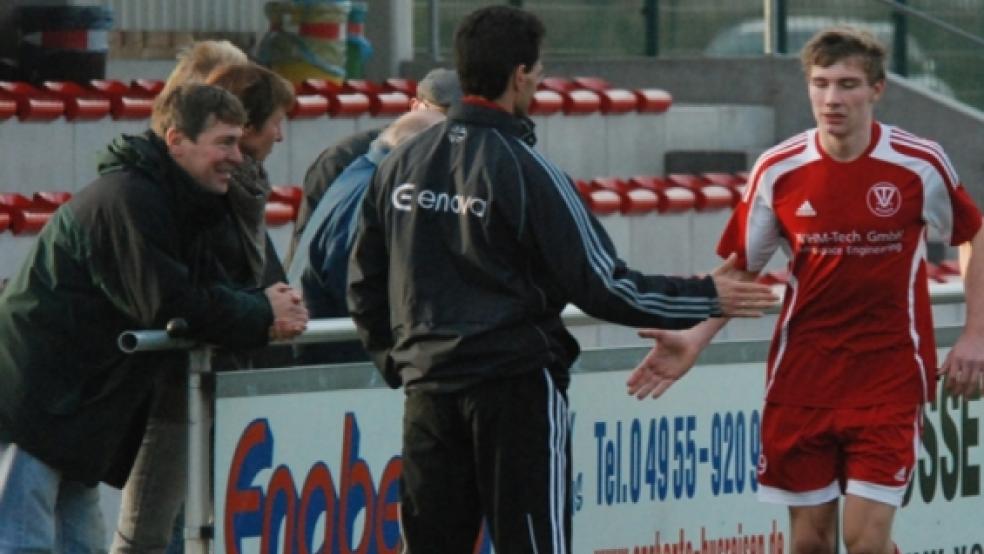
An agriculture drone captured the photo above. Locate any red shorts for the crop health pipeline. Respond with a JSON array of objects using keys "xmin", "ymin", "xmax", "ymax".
[{"xmin": 757, "ymin": 402, "xmax": 921, "ymax": 507}]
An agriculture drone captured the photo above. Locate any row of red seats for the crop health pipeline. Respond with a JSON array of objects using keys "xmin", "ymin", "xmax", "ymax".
[
  {"xmin": 1, "ymin": 172, "xmax": 745, "ymax": 235},
  {"xmin": 0, "ymin": 74, "xmax": 673, "ymax": 121},
  {"xmin": 2, "ymin": 186, "xmax": 967, "ymax": 290},
  {"xmin": 577, "ymin": 172, "xmax": 749, "ymax": 215},
  {"xmin": 0, "ymin": 187, "xmax": 305, "ymax": 235},
  {"xmin": 0, "ymin": 191, "xmax": 72, "ymax": 234}
]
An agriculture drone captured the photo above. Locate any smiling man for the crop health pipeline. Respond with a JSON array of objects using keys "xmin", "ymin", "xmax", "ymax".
[
  {"xmin": 628, "ymin": 27, "xmax": 984, "ymax": 554},
  {"xmin": 0, "ymin": 84, "xmax": 307, "ymax": 552}
]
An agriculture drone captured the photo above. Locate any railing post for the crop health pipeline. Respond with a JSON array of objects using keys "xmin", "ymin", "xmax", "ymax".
[
  {"xmin": 763, "ymin": 0, "xmax": 777, "ymax": 55},
  {"xmin": 776, "ymin": 0, "xmax": 787, "ymax": 55},
  {"xmin": 643, "ymin": 0, "xmax": 659, "ymax": 57},
  {"xmin": 184, "ymin": 346, "xmax": 213, "ymax": 554},
  {"xmin": 892, "ymin": 0, "xmax": 909, "ymax": 76},
  {"xmin": 429, "ymin": 0, "xmax": 441, "ymax": 62}
]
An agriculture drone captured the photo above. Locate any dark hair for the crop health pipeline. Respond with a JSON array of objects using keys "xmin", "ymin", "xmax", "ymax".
[
  {"xmin": 453, "ymin": 6, "xmax": 545, "ymax": 100},
  {"xmin": 152, "ymin": 84, "xmax": 247, "ymax": 141},
  {"xmin": 801, "ymin": 27, "xmax": 886, "ymax": 84},
  {"xmin": 205, "ymin": 63, "xmax": 295, "ymax": 130}
]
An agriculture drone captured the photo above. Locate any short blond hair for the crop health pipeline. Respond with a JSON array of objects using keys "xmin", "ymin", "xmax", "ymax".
[
  {"xmin": 801, "ymin": 26, "xmax": 887, "ymax": 85},
  {"xmin": 152, "ymin": 40, "xmax": 248, "ymax": 135}
]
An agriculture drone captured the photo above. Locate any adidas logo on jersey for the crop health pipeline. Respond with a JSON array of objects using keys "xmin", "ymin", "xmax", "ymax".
[
  {"xmin": 894, "ymin": 466, "xmax": 908, "ymax": 482},
  {"xmin": 795, "ymin": 200, "xmax": 817, "ymax": 217}
]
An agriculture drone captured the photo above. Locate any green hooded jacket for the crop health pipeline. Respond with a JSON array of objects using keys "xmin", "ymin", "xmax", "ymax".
[{"xmin": 0, "ymin": 130, "xmax": 273, "ymax": 487}]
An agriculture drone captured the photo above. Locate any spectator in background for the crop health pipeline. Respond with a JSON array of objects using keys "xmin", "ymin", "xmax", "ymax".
[
  {"xmin": 204, "ymin": 63, "xmax": 295, "ymax": 288},
  {"xmin": 286, "ymin": 68, "xmax": 462, "ymax": 266},
  {"xmin": 346, "ymin": 6, "xmax": 776, "ymax": 552},
  {"xmin": 0, "ymin": 84, "xmax": 307, "ymax": 554},
  {"xmin": 628, "ymin": 27, "xmax": 984, "ymax": 554},
  {"xmin": 288, "ymin": 108, "xmax": 446, "ymax": 364},
  {"xmin": 153, "ymin": 40, "xmax": 247, "ymax": 115},
  {"xmin": 112, "ymin": 64, "xmax": 297, "ymax": 554}
]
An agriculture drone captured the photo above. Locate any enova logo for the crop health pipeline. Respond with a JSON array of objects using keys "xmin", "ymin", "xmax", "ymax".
[{"xmin": 391, "ymin": 183, "xmax": 488, "ymax": 217}]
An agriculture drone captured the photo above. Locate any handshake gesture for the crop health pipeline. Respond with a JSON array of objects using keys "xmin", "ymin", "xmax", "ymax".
[
  {"xmin": 709, "ymin": 253, "xmax": 777, "ymax": 317},
  {"xmin": 627, "ymin": 254, "xmax": 779, "ymax": 400},
  {"xmin": 264, "ymin": 282, "xmax": 309, "ymax": 340}
]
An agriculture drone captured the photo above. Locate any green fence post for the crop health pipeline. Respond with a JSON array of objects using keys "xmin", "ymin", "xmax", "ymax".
[
  {"xmin": 644, "ymin": 0, "xmax": 659, "ymax": 57},
  {"xmin": 776, "ymin": 0, "xmax": 787, "ymax": 54},
  {"xmin": 892, "ymin": 0, "xmax": 909, "ymax": 76}
]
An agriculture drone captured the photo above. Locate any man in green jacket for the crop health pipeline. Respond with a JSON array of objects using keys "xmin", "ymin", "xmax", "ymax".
[{"xmin": 0, "ymin": 84, "xmax": 308, "ymax": 553}]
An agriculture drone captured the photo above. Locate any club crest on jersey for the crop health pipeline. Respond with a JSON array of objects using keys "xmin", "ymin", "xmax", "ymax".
[{"xmin": 867, "ymin": 182, "xmax": 901, "ymax": 217}]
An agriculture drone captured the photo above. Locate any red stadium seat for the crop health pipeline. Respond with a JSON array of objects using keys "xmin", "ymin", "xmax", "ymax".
[
  {"xmin": 383, "ymin": 78, "xmax": 417, "ymax": 97},
  {"xmin": 343, "ymin": 79, "xmax": 383, "ymax": 95},
  {"xmin": 89, "ymin": 79, "xmax": 131, "ymax": 97},
  {"xmin": 628, "ymin": 176, "xmax": 696, "ymax": 213},
  {"xmin": 130, "ymin": 79, "xmax": 164, "ymax": 97},
  {"xmin": 10, "ymin": 210, "xmax": 51, "ymax": 235},
  {"xmin": 634, "ymin": 88, "xmax": 673, "ymax": 113},
  {"xmin": 265, "ymin": 201, "xmax": 296, "ymax": 227},
  {"xmin": 300, "ymin": 78, "xmax": 343, "ymax": 96},
  {"xmin": 42, "ymin": 81, "xmax": 111, "ymax": 120},
  {"xmin": 572, "ymin": 76, "xmax": 611, "ymax": 92},
  {"xmin": 539, "ymin": 77, "xmax": 576, "ymax": 94},
  {"xmin": 289, "ymin": 94, "xmax": 329, "ymax": 119},
  {"xmin": 0, "ymin": 81, "xmax": 65, "ymax": 121},
  {"xmin": 666, "ymin": 174, "xmax": 735, "ymax": 211},
  {"xmin": 328, "ymin": 92, "xmax": 371, "ymax": 117},
  {"xmin": 270, "ymin": 185, "xmax": 303, "ymax": 212},
  {"xmin": 597, "ymin": 89, "xmax": 638, "ymax": 114},
  {"xmin": 586, "ymin": 189, "xmax": 621, "ymax": 214},
  {"xmin": 590, "ymin": 177, "xmax": 631, "ymax": 195},
  {"xmin": 0, "ymin": 93, "xmax": 16, "ymax": 120},
  {"xmin": 620, "ymin": 187, "xmax": 660, "ymax": 214},
  {"xmin": 528, "ymin": 90, "xmax": 563, "ymax": 116},
  {"xmin": 562, "ymin": 90, "xmax": 601, "ymax": 115},
  {"xmin": 110, "ymin": 95, "xmax": 154, "ymax": 119},
  {"xmin": 369, "ymin": 91, "xmax": 411, "ymax": 116},
  {"xmin": 32, "ymin": 191, "xmax": 71, "ymax": 211}
]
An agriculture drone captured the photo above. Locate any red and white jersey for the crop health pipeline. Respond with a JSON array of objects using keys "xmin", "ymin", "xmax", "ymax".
[{"xmin": 718, "ymin": 122, "xmax": 982, "ymax": 407}]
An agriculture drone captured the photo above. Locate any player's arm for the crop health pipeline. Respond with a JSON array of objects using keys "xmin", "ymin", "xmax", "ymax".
[
  {"xmin": 945, "ymin": 224, "xmax": 984, "ymax": 398},
  {"xmin": 626, "ymin": 263, "xmax": 762, "ymax": 399},
  {"xmin": 628, "ymin": 151, "xmax": 781, "ymax": 400}
]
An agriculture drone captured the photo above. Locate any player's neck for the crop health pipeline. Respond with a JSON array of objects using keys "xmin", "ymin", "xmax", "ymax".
[{"xmin": 818, "ymin": 124, "xmax": 872, "ymax": 162}]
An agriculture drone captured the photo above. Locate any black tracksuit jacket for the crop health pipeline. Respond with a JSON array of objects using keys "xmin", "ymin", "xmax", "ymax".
[{"xmin": 347, "ymin": 99, "xmax": 722, "ymax": 391}]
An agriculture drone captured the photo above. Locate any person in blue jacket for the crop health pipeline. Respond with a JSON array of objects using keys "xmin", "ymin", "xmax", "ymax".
[{"xmin": 288, "ymin": 108, "xmax": 446, "ymax": 364}]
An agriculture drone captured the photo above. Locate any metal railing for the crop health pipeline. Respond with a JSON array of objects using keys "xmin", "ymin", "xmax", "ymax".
[{"xmin": 120, "ymin": 284, "xmax": 967, "ymax": 554}]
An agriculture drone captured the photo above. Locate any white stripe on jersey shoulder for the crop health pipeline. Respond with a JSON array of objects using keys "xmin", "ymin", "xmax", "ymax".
[
  {"xmin": 886, "ymin": 126, "xmax": 959, "ymax": 188},
  {"xmin": 872, "ymin": 126, "xmax": 952, "ymax": 191},
  {"xmin": 745, "ymin": 130, "xmax": 819, "ymax": 204}
]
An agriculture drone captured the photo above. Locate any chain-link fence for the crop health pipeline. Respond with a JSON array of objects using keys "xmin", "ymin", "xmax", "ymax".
[{"xmin": 413, "ymin": 0, "xmax": 984, "ymax": 110}]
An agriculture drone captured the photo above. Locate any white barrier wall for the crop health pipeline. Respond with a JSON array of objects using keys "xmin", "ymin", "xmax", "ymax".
[
  {"xmin": 0, "ymin": 104, "xmax": 774, "ymax": 193},
  {"xmin": 210, "ymin": 336, "xmax": 983, "ymax": 554}
]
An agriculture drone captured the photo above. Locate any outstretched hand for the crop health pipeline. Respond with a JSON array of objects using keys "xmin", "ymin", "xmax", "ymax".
[
  {"xmin": 626, "ymin": 328, "xmax": 702, "ymax": 400},
  {"xmin": 940, "ymin": 332, "xmax": 984, "ymax": 399},
  {"xmin": 711, "ymin": 254, "xmax": 778, "ymax": 317}
]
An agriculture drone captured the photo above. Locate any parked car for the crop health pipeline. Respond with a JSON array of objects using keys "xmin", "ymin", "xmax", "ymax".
[{"xmin": 704, "ymin": 16, "xmax": 954, "ymax": 97}]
